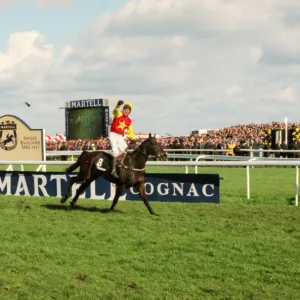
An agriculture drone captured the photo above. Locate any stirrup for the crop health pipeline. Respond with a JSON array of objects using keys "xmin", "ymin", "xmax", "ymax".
[
  {"xmin": 119, "ymin": 153, "xmax": 127, "ymax": 166},
  {"xmin": 111, "ymin": 168, "xmax": 119, "ymax": 178}
]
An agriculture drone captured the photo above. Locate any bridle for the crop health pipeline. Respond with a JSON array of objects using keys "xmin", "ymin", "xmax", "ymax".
[{"xmin": 119, "ymin": 140, "xmax": 162, "ymax": 172}]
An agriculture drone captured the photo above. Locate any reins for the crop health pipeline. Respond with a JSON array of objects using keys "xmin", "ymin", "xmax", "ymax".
[{"xmin": 118, "ymin": 142, "xmax": 150, "ymax": 172}]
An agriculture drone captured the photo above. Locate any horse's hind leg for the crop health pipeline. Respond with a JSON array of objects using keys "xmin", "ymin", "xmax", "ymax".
[
  {"xmin": 136, "ymin": 182, "xmax": 157, "ymax": 216},
  {"xmin": 62, "ymin": 159, "xmax": 93, "ymax": 204},
  {"xmin": 70, "ymin": 179, "xmax": 92, "ymax": 207},
  {"xmin": 61, "ymin": 175, "xmax": 83, "ymax": 204},
  {"xmin": 109, "ymin": 184, "xmax": 125, "ymax": 212},
  {"xmin": 70, "ymin": 177, "xmax": 94, "ymax": 208}
]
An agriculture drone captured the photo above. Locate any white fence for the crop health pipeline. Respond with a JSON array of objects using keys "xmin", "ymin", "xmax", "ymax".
[
  {"xmin": 0, "ymin": 159, "xmax": 299, "ymax": 206},
  {"xmin": 45, "ymin": 148, "xmax": 300, "ymax": 162}
]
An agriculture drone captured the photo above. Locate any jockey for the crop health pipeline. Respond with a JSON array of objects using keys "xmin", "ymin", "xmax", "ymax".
[{"xmin": 109, "ymin": 100, "xmax": 136, "ymax": 177}]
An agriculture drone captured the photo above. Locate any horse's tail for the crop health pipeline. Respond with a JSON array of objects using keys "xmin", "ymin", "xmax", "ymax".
[{"xmin": 65, "ymin": 150, "xmax": 87, "ymax": 173}]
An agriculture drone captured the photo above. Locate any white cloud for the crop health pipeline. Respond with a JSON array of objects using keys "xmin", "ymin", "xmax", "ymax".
[
  {"xmin": 0, "ymin": 0, "xmax": 11, "ymax": 4},
  {"xmin": 225, "ymin": 85, "xmax": 243, "ymax": 97},
  {"xmin": 0, "ymin": 0, "xmax": 74, "ymax": 7},
  {"xmin": 1, "ymin": 0, "xmax": 300, "ymax": 136},
  {"xmin": 35, "ymin": 0, "xmax": 75, "ymax": 8},
  {"xmin": 277, "ymin": 87, "xmax": 296, "ymax": 103},
  {"xmin": 0, "ymin": 0, "xmax": 18, "ymax": 5},
  {"xmin": 0, "ymin": 31, "xmax": 53, "ymax": 91}
]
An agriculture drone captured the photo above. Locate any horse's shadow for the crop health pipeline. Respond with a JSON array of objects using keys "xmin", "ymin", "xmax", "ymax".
[{"xmin": 42, "ymin": 204, "xmax": 123, "ymax": 214}]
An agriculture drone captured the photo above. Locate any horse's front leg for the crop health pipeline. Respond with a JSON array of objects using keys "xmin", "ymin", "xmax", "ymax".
[
  {"xmin": 136, "ymin": 182, "xmax": 157, "ymax": 216},
  {"xmin": 109, "ymin": 184, "xmax": 125, "ymax": 212}
]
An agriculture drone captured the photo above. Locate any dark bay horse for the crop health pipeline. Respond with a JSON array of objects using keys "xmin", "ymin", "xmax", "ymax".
[{"xmin": 61, "ymin": 134, "xmax": 167, "ymax": 215}]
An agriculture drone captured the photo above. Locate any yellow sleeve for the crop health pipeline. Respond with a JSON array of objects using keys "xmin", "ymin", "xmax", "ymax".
[
  {"xmin": 126, "ymin": 124, "xmax": 135, "ymax": 140},
  {"xmin": 112, "ymin": 105, "xmax": 122, "ymax": 118}
]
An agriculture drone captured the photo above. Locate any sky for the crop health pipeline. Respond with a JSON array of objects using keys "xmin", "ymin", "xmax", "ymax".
[{"xmin": 1, "ymin": 0, "xmax": 300, "ymax": 137}]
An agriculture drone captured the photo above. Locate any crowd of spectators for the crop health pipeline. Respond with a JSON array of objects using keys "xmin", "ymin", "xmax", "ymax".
[{"xmin": 46, "ymin": 121, "xmax": 300, "ymax": 158}]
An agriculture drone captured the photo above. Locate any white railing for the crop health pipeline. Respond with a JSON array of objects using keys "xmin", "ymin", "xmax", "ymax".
[
  {"xmin": 45, "ymin": 149, "xmax": 232, "ymax": 155},
  {"xmin": 2, "ymin": 160, "xmax": 300, "ymax": 166},
  {"xmin": 45, "ymin": 149, "xmax": 300, "ymax": 161},
  {"xmin": 45, "ymin": 149, "xmax": 233, "ymax": 160},
  {"xmin": 0, "ymin": 159, "xmax": 300, "ymax": 206}
]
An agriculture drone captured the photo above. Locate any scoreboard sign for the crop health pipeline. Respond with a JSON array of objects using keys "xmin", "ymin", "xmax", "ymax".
[
  {"xmin": 68, "ymin": 99, "xmax": 109, "ymax": 109},
  {"xmin": 65, "ymin": 98, "xmax": 110, "ymax": 140}
]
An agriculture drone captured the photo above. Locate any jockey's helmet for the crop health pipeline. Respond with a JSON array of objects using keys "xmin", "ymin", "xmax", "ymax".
[{"xmin": 123, "ymin": 102, "xmax": 132, "ymax": 112}]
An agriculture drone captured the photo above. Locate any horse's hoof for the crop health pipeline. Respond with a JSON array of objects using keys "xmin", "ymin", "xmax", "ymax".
[
  {"xmin": 60, "ymin": 198, "xmax": 66, "ymax": 203},
  {"xmin": 151, "ymin": 212, "xmax": 159, "ymax": 217}
]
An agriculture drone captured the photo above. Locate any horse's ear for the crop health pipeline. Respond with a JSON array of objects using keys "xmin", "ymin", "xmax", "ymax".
[
  {"xmin": 149, "ymin": 133, "xmax": 152, "ymax": 138},
  {"xmin": 154, "ymin": 133, "xmax": 156, "ymax": 138}
]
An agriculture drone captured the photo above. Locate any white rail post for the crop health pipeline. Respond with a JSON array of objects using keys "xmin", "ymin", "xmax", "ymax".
[
  {"xmin": 296, "ymin": 166, "xmax": 299, "ymax": 206},
  {"xmin": 185, "ymin": 166, "xmax": 188, "ymax": 174},
  {"xmin": 246, "ymin": 166, "xmax": 250, "ymax": 200},
  {"xmin": 250, "ymin": 146, "xmax": 253, "ymax": 158},
  {"xmin": 6, "ymin": 165, "xmax": 13, "ymax": 171}
]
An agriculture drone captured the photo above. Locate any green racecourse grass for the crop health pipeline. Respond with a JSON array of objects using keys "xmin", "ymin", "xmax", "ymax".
[{"xmin": 0, "ymin": 165, "xmax": 300, "ymax": 299}]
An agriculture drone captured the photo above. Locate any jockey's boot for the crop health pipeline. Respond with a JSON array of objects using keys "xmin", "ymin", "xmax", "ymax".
[{"xmin": 111, "ymin": 153, "xmax": 126, "ymax": 178}]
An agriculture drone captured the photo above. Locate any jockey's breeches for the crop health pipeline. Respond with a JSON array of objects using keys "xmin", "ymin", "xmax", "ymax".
[{"xmin": 109, "ymin": 132, "xmax": 128, "ymax": 157}]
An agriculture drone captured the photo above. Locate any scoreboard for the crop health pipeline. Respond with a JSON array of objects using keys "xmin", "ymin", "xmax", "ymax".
[{"xmin": 65, "ymin": 98, "xmax": 110, "ymax": 140}]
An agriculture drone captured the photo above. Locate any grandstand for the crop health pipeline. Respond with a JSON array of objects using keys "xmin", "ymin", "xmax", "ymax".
[{"xmin": 45, "ymin": 121, "xmax": 300, "ymax": 159}]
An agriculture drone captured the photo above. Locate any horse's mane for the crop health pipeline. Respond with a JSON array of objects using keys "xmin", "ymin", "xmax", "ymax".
[
  {"xmin": 135, "ymin": 136, "xmax": 154, "ymax": 150},
  {"xmin": 130, "ymin": 137, "xmax": 155, "ymax": 157}
]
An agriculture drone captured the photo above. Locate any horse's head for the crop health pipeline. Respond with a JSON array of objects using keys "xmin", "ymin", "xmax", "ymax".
[{"xmin": 141, "ymin": 133, "xmax": 167, "ymax": 161}]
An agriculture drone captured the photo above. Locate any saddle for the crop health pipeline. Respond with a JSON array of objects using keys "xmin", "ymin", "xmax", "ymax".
[{"xmin": 113, "ymin": 153, "xmax": 128, "ymax": 170}]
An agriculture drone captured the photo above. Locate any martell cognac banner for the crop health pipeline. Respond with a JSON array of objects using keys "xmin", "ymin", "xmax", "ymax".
[
  {"xmin": 0, "ymin": 115, "xmax": 45, "ymax": 161},
  {"xmin": 0, "ymin": 172, "xmax": 220, "ymax": 203}
]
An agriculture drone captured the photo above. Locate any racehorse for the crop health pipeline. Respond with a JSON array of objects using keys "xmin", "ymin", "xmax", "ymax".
[
  {"xmin": 60, "ymin": 134, "xmax": 167, "ymax": 215},
  {"xmin": 3, "ymin": 133, "xmax": 14, "ymax": 145}
]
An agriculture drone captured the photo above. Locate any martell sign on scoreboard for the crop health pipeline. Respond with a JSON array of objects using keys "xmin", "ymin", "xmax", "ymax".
[
  {"xmin": 66, "ymin": 98, "xmax": 109, "ymax": 109},
  {"xmin": 65, "ymin": 98, "xmax": 110, "ymax": 140}
]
